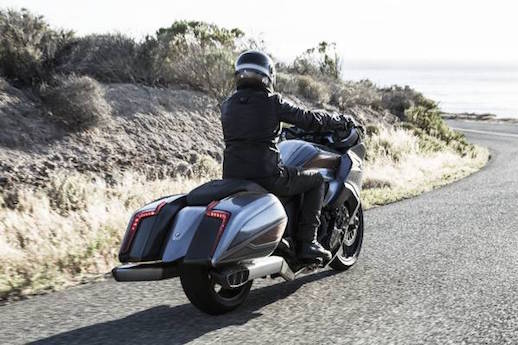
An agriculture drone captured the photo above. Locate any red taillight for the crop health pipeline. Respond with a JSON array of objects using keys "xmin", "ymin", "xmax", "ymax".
[
  {"xmin": 206, "ymin": 201, "xmax": 231, "ymax": 256},
  {"xmin": 120, "ymin": 201, "xmax": 166, "ymax": 254}
]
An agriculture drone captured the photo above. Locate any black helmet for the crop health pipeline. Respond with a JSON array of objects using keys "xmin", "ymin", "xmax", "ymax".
[{"xmin": 235, "ymin": 50, "xmax": 276, "ymax": 90}]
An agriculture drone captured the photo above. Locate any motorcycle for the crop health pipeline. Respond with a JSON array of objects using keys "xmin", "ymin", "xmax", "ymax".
[{"xmin": 112, "ymin": 125, "xmax": 365, "ymax": 315}]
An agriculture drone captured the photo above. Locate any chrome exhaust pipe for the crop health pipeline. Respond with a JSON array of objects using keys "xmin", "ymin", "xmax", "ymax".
[
  {"xmin": 112, "ymin": 262, "xmax": 179, "ymax": 282},
  {"xmin": 214, "ymin": 256, "xmax": 295, "ymax": 288},
  {"xmin": 247, "ymin": 256, "xmax": 285, "ymax": 280}
]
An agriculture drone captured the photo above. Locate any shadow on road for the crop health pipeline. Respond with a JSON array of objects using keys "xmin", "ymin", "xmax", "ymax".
[{"xmin": 30, "ymin": 270, "xmax": 339, "ymax": 345}]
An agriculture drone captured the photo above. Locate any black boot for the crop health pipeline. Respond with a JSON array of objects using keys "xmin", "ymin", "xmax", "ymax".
[{"xmin": 297, "ymin": 240, "xmax": 332, "ymax": 262}]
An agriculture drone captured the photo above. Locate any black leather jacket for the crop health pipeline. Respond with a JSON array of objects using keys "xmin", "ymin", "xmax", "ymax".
[{"xmin": 220, "ymin": 86, "xmax": 356, "ymax": 179}]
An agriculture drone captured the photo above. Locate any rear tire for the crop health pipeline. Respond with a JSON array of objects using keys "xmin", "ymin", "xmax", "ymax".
[
  {"xmin": 329, "ymin": 204, "xmax": 364, "ymax": 271},
  {"xmin": 180, "ymin": 265, "xmax": 253, "ymax": 315}
]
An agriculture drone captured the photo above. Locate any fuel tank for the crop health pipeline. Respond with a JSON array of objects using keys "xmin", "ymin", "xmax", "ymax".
[
  {"xmin": 279, "ymin": 140, "xmax": 319, "ymax": 167},
  {"xmin": 279, "ymin": 140, "xmax": 340, "ymax": 170}
]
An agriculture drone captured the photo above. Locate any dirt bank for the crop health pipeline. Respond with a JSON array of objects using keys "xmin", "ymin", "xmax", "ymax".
[{"xmin": 1, "ymin": 81, "xmax": 225, "ymax": 192}]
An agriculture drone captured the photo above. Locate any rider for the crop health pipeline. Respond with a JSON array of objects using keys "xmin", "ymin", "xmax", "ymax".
[{"xmin": 220, "ymin": 50, "xmax": 357, "ymax": 262}]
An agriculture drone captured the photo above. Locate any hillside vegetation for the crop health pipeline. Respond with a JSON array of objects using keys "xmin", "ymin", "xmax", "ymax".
[{"xmin": 0, "ymin": 9, "xmax": 488, "ymax": 301}]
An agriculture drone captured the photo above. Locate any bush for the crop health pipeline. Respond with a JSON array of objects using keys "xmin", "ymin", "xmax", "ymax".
[
  {"xmin": 159, "ymin": 44, "xmax": 235, "ymax": 101},
  {"xmin": 405, "ymin": 105, "xmax": 471, "ymax": 155},
  {"xmin": 291, "ymin": 41, "xmax": 341, "ymax": 79},
  {"xmin": 380, "ymin": 85, "xmax": 436, "ymax": 120},
  {"xmin": 152, "ymin": 21, "xmax": 243, "ymax": 101},
  {"xmin": 330, "ymin": 80, "xmax": 381, "ymax": 110},
  {"xmin": 41, "ymin": 75, "xmax": 111, "ymax": 129},
  {"xmin": 365, "ymin": 124, "xmax": 379, "ymax": 136},
  {"xmin": 416, "ymin": 131, "xmax": 447, "ymax": 153},
  {"xmin": 0, "ymin": 9, "xmax": 72, "ymax": 85},
  {"xmin": 54, "ymin": 34, "xmax": 154, "ymax": 84},
  {"xmin": 295, "ymin": 75, "xmax": 330, "ymax": 103},
  {"xmin": 276, "ymin": 73, "xmax": 330, "ymax": 104},
  {"xmin": 405, "ymin": 105, "xmax": 444, "ymax": 134}
]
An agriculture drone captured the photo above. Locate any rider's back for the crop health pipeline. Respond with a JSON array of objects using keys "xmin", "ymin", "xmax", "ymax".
[{"xmin": 220, "ymin": 87, "xmax": 283, "ymax": 180}]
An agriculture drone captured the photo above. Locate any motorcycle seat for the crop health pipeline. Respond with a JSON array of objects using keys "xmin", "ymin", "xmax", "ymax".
[{"xmin": 187, "ymin": 179, "xmax": 267, "ymax": 206}]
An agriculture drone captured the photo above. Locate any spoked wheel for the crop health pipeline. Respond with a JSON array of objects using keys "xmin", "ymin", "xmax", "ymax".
[
  {"xmin": 329, "ymin": 204, "xmax": 364, "ymax": 271},
  {"xmin": 180, "ymin": 265, "xmax": 253, "ymax": 315}
]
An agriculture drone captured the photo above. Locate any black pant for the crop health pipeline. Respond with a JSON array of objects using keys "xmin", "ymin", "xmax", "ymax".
[{"xmin": 253, "ymin": 166, "xmax": 325, "ymax": 243}]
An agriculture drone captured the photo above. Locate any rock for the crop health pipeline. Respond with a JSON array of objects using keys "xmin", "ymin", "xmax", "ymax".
[
  {"xmin": 3, "ymin": 190, "xmax": 20, "ymax": 209},
  {"xmin": 0, "ymin": 176, "xmax": 8, "ymax": 187}
]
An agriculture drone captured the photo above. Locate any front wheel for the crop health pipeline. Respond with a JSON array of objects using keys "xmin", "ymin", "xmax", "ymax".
[
  {"xmin": 180, "ymin": 265, "xmax": 253, "ymax": 315},
  {"xmin": 329, "ymin": 204, "xmax": 364, "ymax": 271}
]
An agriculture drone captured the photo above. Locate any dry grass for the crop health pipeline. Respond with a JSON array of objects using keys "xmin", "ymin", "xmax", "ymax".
[
  {"xmin": 362, "ymin": 128, "xmax": 489, "ymax": 208},
  {"xmin": 0, "ymin": 172, "xmax": 211, "ymax": 301},
  {"xmin": 1, "ymin": 154, "xmax": 221, "ymax": 301}
]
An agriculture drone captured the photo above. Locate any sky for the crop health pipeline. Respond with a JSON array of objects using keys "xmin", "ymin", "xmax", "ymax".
[{"xmin": 1, "ymin": 0, "xmax": 517, "ymax": 64}]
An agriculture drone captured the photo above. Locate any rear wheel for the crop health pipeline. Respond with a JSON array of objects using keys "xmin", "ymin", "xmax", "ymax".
[
  {"xmin": 329, "ymin": 204, "xmax": 364, "ymax": 271},
  {"xmin": 180, "ymin": 265, "xmax": 253, "ymax": 315}
]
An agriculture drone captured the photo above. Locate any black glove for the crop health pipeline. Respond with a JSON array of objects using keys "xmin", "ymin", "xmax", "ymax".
[
  {"xmin": 355, "ymin": 122, "xmax": 365, "ymax": 136},
  {"xmin": 340, "ymin": 114, "xmax": 358, "ymax": 130},
  {"xmin": 340, "ymin": 115, "xmax": 365, "ymax": 140}
]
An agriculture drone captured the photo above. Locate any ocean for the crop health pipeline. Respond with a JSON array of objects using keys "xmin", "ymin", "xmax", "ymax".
[{"xmin": 342, "ymin": 61, "xmax": 518, "ymax": 119}]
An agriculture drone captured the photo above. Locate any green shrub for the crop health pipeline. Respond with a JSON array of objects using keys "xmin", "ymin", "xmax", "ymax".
[
  {"xmin": 41, "ymin": 75, "xmax": 111, "ymax": 129},
  {"xmin": 54, "ymin": 34, "xmax": 154, "ymax": 84},
  {"xmin": 405, "ymin": 105, "xmax": 443, "ymax": 134},
  {"xmin": 416, "ymin": 130, "xmax": 447, "ymax": 153},
  {"xmin": 380, "ymin": 85, "xmax": 436, "ymax": 119},
  {"xmin": 0, "ymin": 9, "xmax": 72, "ymax": 85},
  {"xmin": 405, "ymin": 105, "xmax": 471, "ymax": 155}
]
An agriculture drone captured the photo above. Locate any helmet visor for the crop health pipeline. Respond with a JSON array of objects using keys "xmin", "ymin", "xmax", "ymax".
[{"xmin": 235, "ymin": 51, "xmax": 274, "ymax": 80}]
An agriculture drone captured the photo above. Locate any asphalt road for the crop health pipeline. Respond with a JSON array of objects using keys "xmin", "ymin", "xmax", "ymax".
[{"xmin": 2, "ymin": 120, "xmax": 518, "ymax": 345}]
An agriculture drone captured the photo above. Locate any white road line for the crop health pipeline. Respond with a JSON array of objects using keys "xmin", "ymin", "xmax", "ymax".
[{"xmin": 451, "ymin": 127, "xmax": 518, "ymax": 139}]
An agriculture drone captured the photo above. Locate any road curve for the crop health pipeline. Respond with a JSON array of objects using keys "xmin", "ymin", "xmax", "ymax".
[{"xmin": 2, "ymin": 120, "xmax": 518, "ymax": 345}]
